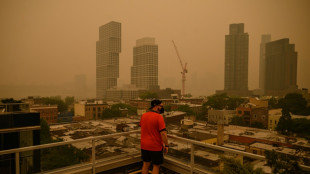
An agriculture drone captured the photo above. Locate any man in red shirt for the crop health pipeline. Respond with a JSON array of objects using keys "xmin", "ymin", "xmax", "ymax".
[{"xmin": 139, "ymin": 100, "xmax": 169, "ymax": 174}]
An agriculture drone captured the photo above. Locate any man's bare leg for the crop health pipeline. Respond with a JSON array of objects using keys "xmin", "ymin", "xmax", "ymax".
[
  {"xmin": 152, "ymin": 164, "xmax": 160, "ymax": 174},
  {"xmin": 142, "ymin": 162, "xmax": 151, "ymax": 174}
]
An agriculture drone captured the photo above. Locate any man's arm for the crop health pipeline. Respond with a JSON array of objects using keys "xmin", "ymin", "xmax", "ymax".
[
  {"xmin": 160, "ymin": 130, "xmax": 168, "ymax": 146},
  {"xmin": 160, "ymin": 130, "xmax": 169, "ymax": 154}
]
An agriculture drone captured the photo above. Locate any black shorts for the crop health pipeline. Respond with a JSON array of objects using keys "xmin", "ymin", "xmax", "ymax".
[{"xmin": 141, "ymin": 149, "xmax": 163, "ymax": 165}]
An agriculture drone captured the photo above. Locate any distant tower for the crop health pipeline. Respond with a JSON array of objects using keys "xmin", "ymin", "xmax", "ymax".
[
  {"xmin": 265, "ymin": 38, "xmax": 298, "ymax": 96},
  {"xmin": 259, "ymin": 35, "xmax": 271, "ymax": 93},
  {"xmin": 224, "ymin": 23, "xmax": 249, "ymax": 91},
  {"xmin": 96, "ymin": 21, "xmax": 121, "ymax": 99},
  {"xmin": 131, "ymin": 37, "xmax": 159, "ymax": 90}
]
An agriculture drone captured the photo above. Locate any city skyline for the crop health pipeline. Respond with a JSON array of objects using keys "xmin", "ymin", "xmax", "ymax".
[{"xmin": 1, "ymin": 0, "xmax": 310, "ymax": 98}]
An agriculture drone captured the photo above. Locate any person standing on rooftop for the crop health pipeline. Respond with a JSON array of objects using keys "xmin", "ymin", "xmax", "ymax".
[{"xmin": 139, "ymin": 99, "xmax": 169, "ymax": 174}]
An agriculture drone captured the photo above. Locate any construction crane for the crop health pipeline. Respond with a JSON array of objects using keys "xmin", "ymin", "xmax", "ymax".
[{"xmin": 172, "ymin": 40, "xmax": 188, "ymax": 97}]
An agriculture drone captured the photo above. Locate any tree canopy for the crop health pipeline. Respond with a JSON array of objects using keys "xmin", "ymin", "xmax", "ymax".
[
  {"xmin": 40, "ymin": 119, "xmax": 89, "ymax": 171},
  {"xmin": 265, "ymin": 150, "xmax": 306, "ymax": 174},
  {"xmin": 222, "ymin": 157, "xmax": 263, "ymax": 174},
  {"xmin": 139, "ymin": 91, "xmax": 158, "ymax": 100},
  {"xmin": 204, "ymin": 93, "xmax": 244, "ymax": 110}
]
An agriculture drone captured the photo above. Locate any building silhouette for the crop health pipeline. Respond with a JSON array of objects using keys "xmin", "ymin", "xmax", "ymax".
[
  {"xmin": 131, "ymin": 37, "xmax": 159, "ymax": 90},
  {"xmin": 265, "ymin": 38, "xmax": 298, "ymax": 96},
  {"xmin": 259, "ymin": 35, "xmax": 271, "ymax": 93},
  {"xmin": 217, "ymin": 23, "xmax": 251, "ymax": 96},
  {"xmin": 96, "ymin": 21, "xmax": 121, "ymax": 99}
]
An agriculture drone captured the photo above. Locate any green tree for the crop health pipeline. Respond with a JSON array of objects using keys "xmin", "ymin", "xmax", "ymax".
[
  {"xmin": 42, "ymin": 96, "xmax": 68, "ymax": 112},
  {"xmin": 39, "ymin": 119, "xmax": 89, "ymax": 171},
  {"xmin": 222, "ymin": 157, "xmax": 263, "ymax": 174},
  {"xmin": 204, "ymin": 93, "xmax": 244, "ymax": 110},
  {"xmin": 65, "ymin": 96, "xmax": 75, "ymax": 106},
  {"xmin": 265, "ymin": 150, "xmax": 306, "ymax": 174},
  {"xmin": 229, "ymin": 115, "xmax": 246, "ymax": 126},
  {"xmin": 101, "ymin": 108, "xmax": 121, "ymax": 119},
  {"xmin": 290, "ymin": 118, "xmax": 310, "ymax": 137},
  {"xmin": 226, "ymin": 97, "xmax": 245, "ymax": 110},
  {"xmin": 1, "ymin": 98, "xmax": 22, "ymax": 103},
  {"xmin": 268, "ymin": 97, "xmax": 281, "ymax": 109},
  {"xmin": 196, "ymin": 106, "xmax": 208, "ymax": 121},
  {"xmin": 276, "ymin": 103, "xmax": 292, "ymax": 135},
  {"xmin": 204, "ymin": 93, "xmax": 229, "ymax": 110},
  {"xmin": 174, "ymin": 104, "xmax": 194, "ymax": 116},
  {"xmin": 139, "ymin": 91, "xmax": 158, "ymax": 100},
  {"xmin": 40, "ymin": 118, "xmax": 52, "ymax": 144}
]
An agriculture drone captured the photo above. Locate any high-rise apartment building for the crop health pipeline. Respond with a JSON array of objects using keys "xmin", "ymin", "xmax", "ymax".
[
  {"xmin": 259, "ymin": 35, "xmax": 271, "ymax": 92},
  {"xmin": 96, "ymin": 21, "xmax": 121, "ymax": 99},
  {"xmin": 224, "ymin": 23, "xmax": 249, "ymax": 91},
  {"xmin": 131, "ymin": 37, "xmax": 159, "ymax": 90},
  {"xmin": 265, "ymin": 38, "xmax": 298, "ymax": 96}
]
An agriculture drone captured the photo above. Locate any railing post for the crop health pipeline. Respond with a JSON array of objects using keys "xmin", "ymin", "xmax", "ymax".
[
  {"xmin": 190, "ymin": 143, "xmax": 194, "ymax": 174},
  {"xmin": 92, "ymin": 140, "xmax": 96, "ymax": 174},
  {"xmin": 15, "ymin": 152, "xmax": 20, "ymax": 174}
]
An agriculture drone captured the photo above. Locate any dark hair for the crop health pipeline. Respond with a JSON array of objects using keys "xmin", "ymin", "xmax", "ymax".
[{"xmin": 150, "ymin": 99, "xmax": 162, "ymax": 109}]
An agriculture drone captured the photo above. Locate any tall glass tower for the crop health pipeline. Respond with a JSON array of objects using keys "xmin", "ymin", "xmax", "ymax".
[
  {"xmin": 224, "ymin": 23, "xmax": 249, "ymax": 91},
  {"xmin": 96, "ymin": 21, "xmax": 121, "ymax": 99}
]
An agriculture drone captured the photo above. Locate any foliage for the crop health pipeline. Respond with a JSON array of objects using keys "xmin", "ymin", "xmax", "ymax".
[
  {"xmin": 229, "ymin": 115, "xmax": 246, "ymax": 127},
  {"xmin": 221, "ymin": 157, "xmax": 263, "ymax": 174},
  {"xmin": 64, "ymin": 96, "xmax": 75, "ymax": 106},
  {"xmin": 139, "ymin": 91, "xmax": 158, "ymax": 100},
  {"xmin": 111, "ymin": 103, "xmax": 137, "ymax": 115},
  {"xmin": 265, "ymin": 150, "xmax": 306, "ymax": 174},
  {"xmin": 204, "ymin": 93, "xmax": 229, "ymax": 110},
  {"xmin": 290, "ymin": 118, "xmax": 310, "ymax": 137},
  {"xmin": 268, "ymin": 97, "xmax": 281, "ymax": 109},
  {"xmin": 271, "ymin": 93, "xmax": 310, "ymax": 115},
  {"xmin": 196, "ymin": 106, "xmax": 208, "ymax": 121},
  {"xmin": 41, "ymin": 96, "xmax": 68, "ymax": 112},
  {"xmin": 39, "ymin": 118, "xmax": 89, "ymax": 171},
  {"xmin": 40, "ymin": 118, "xmax": 52, "ymax": 144},
  {"xmin": 276, "ymin": 103, "xmax": 292, "ymax": 135},
  {"xmin": 41, "ymin": 145, "xmax": 89, "ymax": 171},
  {"xmin": 1, "ymin": 98, "xmax": 22, "ymax": 103},
  {"xmin": 174, "ymin": 104, "xmax": 194, "ymax": 116},
  {"xmin": 101, "ymin": 108, "xmax": 121, "ymax": 118},
  {"xmin": 204, "ymin": 93, "xmax": 244, "ymax": 110},
  {"xmin": 283, "ymin": 93, "xmax": 309, "ymax": 115}
]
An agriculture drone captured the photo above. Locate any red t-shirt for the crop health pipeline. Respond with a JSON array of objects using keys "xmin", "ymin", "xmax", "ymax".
[{"xmin": 139, "ymin": 111, "xmax": 166, "ymax": 151}]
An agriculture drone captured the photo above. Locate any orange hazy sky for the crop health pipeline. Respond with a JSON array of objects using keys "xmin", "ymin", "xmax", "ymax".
[{"xmin": 0, "ymin": 0, "xmax": 309, "ymax": 97}]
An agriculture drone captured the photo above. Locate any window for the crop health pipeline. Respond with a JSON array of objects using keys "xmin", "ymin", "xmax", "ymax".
[
  {"xmin": 93, "ymin": 107, "xmax": 96, "ymax": 111},
  {"xmin": 238, "ymin": 110, "xmax": 242, "ymax": 114}
]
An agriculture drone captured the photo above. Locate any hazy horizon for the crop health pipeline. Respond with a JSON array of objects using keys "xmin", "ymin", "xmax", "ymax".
[{"xmin": 1, "ymin": 0, "xmax": 310, "ymax": 99}]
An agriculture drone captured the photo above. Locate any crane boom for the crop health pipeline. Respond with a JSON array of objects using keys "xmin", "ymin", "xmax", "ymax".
[
  {"xmin": 172, "ymin": 40, "xmax": 185, "ymax": 70},
  {"xmin": 172, "ymin": 40, "xmax": 188, "ymax": 97}
]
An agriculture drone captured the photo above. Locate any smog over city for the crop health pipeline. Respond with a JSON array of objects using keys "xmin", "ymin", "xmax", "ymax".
[{"xmin": 1, "ymin": 0, "xmax": 310, "ymax": 98}]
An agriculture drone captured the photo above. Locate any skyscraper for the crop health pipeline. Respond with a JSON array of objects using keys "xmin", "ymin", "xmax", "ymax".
[
  {"xmin": 224, "ymin": 23, "xmax": 249, "ymax": 94},
  {"xmin": 131, "ymin": 37, "xmax": 159, "ymax": 90},
  {"xmin": 259, "ymin": 35, "xmax": 271, "ymax": 93},
  {"xmin": 265, "ymin": 38, "xmax": 298, "ymax": 96},
  {"xmin": 96, "ymin": 21, "xmax": 121, "ymax": 99}
]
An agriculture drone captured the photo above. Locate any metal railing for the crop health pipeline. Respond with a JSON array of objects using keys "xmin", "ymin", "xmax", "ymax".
[{"xmin": 1, "ymin": 130, "xmax": 310, "ymax": 174}]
